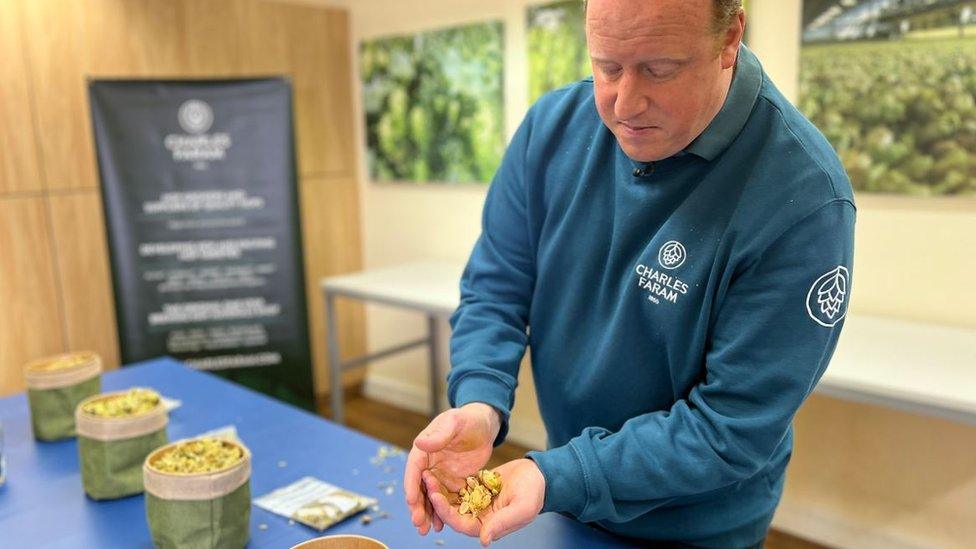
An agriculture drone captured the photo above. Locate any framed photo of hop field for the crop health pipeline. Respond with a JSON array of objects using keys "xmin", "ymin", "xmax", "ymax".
[
  {"xmin": 89, "ymin": 78, "xmax": 315, "ymax": 410},
  {"xmin": 360, "ymin": 21, "xmax": 505, "ymax": 184},
  {"xmin": 799, "ymin": 0, "xmax": 976, "ymax": 197}
]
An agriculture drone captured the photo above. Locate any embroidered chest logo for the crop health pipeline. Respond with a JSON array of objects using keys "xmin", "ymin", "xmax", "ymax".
[
  {"xmin": 806, "ymin": 265, "xmax": 850, "ymax": 327},
  {"xmin": 635, "ymin": 240, "xmax": 691, "ymax": 306},
  {"xmin": 658, "ymin": 240, "xmax": 686, "ymax": 269}
]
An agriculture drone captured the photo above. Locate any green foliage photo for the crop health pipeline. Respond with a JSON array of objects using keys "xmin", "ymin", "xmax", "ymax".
[
  {"xmin": 800, "ymin": 36, "xmax": 976, "ymax": 196},
  {"xmin": 360, "ymin": 22, "xmax": 505, "ymax": 184},
  {"xmin": 528, "ymin": 1, "xmax": 591, "ymax": 103}
]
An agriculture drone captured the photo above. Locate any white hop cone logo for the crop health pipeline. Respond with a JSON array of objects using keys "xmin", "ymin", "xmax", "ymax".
[
  {"xmin": 658, "ymin": 240, "xmax": 686, "ymax": 269},
  {"xmin": 806, "ymin": 265, "xmax": 850, "ymax": 327},
  {"xmin": 816, "ymin": 267, "xmax": 847, "ymax": 319}
]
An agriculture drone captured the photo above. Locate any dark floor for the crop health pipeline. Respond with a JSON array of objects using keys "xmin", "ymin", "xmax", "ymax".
[{"xmin": 317, "ymin": 391, "xmax": 827, "ymax": 549}]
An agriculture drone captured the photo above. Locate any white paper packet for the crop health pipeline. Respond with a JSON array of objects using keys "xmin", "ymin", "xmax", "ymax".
[{"xmin": 253, "ymin": 476, "xmax": 376, "ymax": 531}]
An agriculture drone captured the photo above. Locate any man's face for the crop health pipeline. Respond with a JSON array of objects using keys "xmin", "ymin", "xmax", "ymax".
[{"xmin": 587, "ymin": 0, "xmax": 742, "ymax": 162}]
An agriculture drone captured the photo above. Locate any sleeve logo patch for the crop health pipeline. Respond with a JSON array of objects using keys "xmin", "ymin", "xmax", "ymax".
[{"xmin": 806, "ymin": 265, "xmax": 850, "ymax": 327}]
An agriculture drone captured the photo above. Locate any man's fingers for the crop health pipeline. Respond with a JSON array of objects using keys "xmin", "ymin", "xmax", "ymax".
[
  {"xmin": 405, "ymin": 446, "xmax": 431, "ymax": 530},
  {"xmin": 422, "ymin": 470, "xmax": 449, "ymax": 533},
  {"xmin": 479, "ymin": 500, "xmax": 533, "ymax": 546},
  {"xmin": 404, "ymin": 446, "xmax": 429, "ymax": 506},
  {"xmin": 416, "ymin": 475, "xmax": 431, "ymax": 536},
  {"xmin": 431, "ymin": 498, "xmax": 444, "ymax": 532},
  {"xmin": 414, "ymin": 411, "xmax": 459, "ymax": 453}
]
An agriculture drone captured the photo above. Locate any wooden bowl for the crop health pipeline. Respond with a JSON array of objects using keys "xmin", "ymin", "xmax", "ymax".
[{"xmin": 290, "ymin": 535, "xmax": 389, "ymax": 549}]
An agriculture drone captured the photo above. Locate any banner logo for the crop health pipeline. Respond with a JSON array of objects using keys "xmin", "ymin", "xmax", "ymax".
[
  {"xmin": 178, "ymin": 100, "xmax": 213, "ymax": 134},
  {"xmin": 166, "ymin": 99, "xmax": 231, "ymax": 169}
]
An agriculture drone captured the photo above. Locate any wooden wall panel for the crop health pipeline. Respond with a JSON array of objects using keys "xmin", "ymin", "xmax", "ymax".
[
  {"xmin": 19, "ymin": 0, "xmax": 186, "ymax": 191},
  {"xmin": 89, "ymin": 0, "xmax": 185, "ymax": 76},
  {"xmin": 19, "ymin": 0, "xmax": 93, "ymax": 190},
  {"xmin": 243, "ymin": 2, "xmax": 356, "ymax": 177},
  {"xmin": 242, "ymin": 0, "xmax": 291, "ymax": 74},
  {"xmin": 47, "ymin": 191, "xmax": 120, "ymax": 373},
  {"xmin": 0, "ymin": 198, "xmax": 65, "ymax": 395},
  {"xmin": 299, "ymin": 176, "xmax": 365, "ymax": 392},
  {"xmin": 0, "ymin": 1, "xmax": 41, "ymax": 194},
  {"xmin": 319, "ymin": 9, "xmax": 356, "ymax": 177},
  {"xmin": 181, "ymin": 0, "xmax": 249, "ymax": 76}
]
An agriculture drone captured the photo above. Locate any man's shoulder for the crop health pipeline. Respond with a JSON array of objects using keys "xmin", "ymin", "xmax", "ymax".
[
  {"xmin": 533, "ymin": 77, "xmax": 595, "ymax": 109},
  {"xmin": 749, "ymin": 75, "xmax": 855, "ymax": 208},
  {"xmin": 715, "ymin": 75, "xmax": 856, "ymax": 250},
  {"xmin": 525, "ymin": 78, "xmax": 602, "ymax": 136}
]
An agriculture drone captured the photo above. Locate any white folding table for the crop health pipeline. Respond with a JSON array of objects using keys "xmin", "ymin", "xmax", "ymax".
[
  {"xmin": 818, "ymin": 315, "xmax": 976, "ymax": 426},
  {"xmin": 321, "ymin": 261, "xmax": 464, "ymax": 423}
]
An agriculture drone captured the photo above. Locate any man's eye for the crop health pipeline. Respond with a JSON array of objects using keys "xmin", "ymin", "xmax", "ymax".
[
  {"xmin": 645, "ymin": 65, "xmax": 678, "ymax": 78},
  {"xmin": 600, "ymin": 64, "xmax": 622, "ymax": 76}
]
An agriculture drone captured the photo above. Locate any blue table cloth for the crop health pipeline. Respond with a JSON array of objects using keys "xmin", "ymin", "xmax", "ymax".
[{"xmin": 0, "ymin": 357, "xmax": 634, "ymax": 548}]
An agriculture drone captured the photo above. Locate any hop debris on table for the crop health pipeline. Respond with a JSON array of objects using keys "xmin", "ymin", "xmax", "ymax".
[
  {"xmin": 369, "ymin": 445, "xmax": 405, "ymax": 466},
  {"xmin": 456, "ymin": 469, "xmax": 502, "ymax": 519},
  {"xmin": 81, "ymin": 388, "xmax": 160, "ymax": 418},
  {"xmin": 149, "ymin": 438, "xmax": 243, "ymax": 474}
]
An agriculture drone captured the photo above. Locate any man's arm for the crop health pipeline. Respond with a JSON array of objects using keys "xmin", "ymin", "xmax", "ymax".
[
  {"xmin": 406, "ymin": 109, "xmax": 538, "ymax": 535},
  {"xmin": 446, "ymin": 108, "xmax": 538, "ymax": 446},
  {"xmin": 527, "ymin": 199, "xmax": 856, "ymax": 522}
]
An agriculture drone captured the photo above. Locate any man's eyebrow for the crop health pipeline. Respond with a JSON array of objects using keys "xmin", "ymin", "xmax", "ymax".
[{"xmin": 590, "ymin": 56, "xmax": 689, "ymax": 65}]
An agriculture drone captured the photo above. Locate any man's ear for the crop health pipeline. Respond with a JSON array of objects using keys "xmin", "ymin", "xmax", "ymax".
[{"xmin": 720, "ymin": 11, "xmax": 745, "ymax": 69}]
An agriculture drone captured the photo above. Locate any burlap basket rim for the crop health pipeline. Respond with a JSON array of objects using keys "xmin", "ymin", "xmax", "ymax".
[
  {"xmin": 75, "ymin": 389, "xmax": 168, "ymax": 441},
  {"xmin": 290, "ymin": 535, "xmax": 390, "ymax": 549},
  {"xmin": 143, "ymin": 439, "xmax": 251, "ymax": 501},
  {"xmin": 24, "ymin": 352, "xmax": 101, "ymax": 390}
]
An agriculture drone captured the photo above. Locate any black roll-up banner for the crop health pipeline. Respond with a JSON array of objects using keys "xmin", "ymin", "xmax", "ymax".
[{"xmin": 89, "ymin": 78, "xmax": 314, "ymax": 410}]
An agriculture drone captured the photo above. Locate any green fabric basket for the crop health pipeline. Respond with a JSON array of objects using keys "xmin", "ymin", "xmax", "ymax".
[
  {"xmin": 78, "ymin": 428, "xmax": 168, "ymax": 500},
  {"xmin": 143, "ymin": 439, "xmax": 252, "ymax": 549},
  {"xmin": 27, "ymin": 376, "xmax": 101, "ymax": 441},
  {"xmin": 146, "ymin": 481, "xmax": 251, "ymax": 549}
]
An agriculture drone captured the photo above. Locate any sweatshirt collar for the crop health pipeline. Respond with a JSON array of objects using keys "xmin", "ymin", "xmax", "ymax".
[{"xmin": 682, "ymin": 43, "xmax": 763, "ymax": 162}]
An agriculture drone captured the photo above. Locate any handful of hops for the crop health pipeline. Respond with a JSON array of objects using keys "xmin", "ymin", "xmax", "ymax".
[
  {"xmin": 457, "ymin": 469, "xmax": 502, "ymax": 518},
  {"xmin": 81, "ymin": 388, "xmax": 160, "ymax": 417},
  {"xmin": 151, "ymin": 437, "xmax": 244, "ymax": 474}
]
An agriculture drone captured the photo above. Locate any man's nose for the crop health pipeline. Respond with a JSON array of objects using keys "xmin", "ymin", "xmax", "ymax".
[{"xmin": 614, "ymin": 72, "xmax": 648, "ymax": 121}]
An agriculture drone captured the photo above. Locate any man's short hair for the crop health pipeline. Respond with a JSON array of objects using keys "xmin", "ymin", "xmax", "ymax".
[{"xmin": 583, "ymin": 0, "xmax": 744, "ymax": 35}]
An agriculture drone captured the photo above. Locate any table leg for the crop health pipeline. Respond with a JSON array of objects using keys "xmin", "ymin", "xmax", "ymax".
[
  {"xmin": 428, "ymin": 315, "xmax": 441, "ymax": 419},
  {"xmin": 325, "ymin": 291, "xmax": 344, "ymax": 424}
]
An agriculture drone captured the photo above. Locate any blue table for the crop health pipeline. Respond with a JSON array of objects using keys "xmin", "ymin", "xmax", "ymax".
[{"xmin": 0, "ymin": 358, "xmax": 634, "ymax": 548}]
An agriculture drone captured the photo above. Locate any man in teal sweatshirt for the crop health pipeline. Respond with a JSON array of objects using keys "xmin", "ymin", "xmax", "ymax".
[{"xmin": 404, "ymin": 1, "xmax": 855, "ymax": 546}]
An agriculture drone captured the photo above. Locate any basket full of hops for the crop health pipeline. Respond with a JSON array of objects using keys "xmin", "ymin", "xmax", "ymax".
[
  {"xmin": 75, "ymin": 388, "xmax": 168, "ymax": 499},
  {"xmin": 24, "ymin": 351, "xmax": 102, "ymax": 441},
  {"xmin": 143, "ymin": 437, "xmax": 252, "ymax": 549}
]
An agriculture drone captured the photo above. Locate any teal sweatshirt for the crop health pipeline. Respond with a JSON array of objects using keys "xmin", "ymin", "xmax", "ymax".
[{"xmin": 447, "ymin": 46, "xmax": 855, "ymax": 547}]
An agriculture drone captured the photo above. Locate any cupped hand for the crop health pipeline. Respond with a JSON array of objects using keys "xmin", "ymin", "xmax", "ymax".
[
  {"xmin": 424, "ymin": 458, "xmax": 545, "ymax": 546},
  {"xmin": 404, "ymin": 403, "xmax": 500, "ymax": 535}
]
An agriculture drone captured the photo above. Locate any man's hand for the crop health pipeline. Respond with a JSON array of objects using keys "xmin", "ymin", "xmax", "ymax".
[
  {"xmin": 424, "ymin": 458, "xmax": 545, "ymax": 546},
  {"xmin": 405, "ymin": 402, "xmax": 501, "ymax": 535}
]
